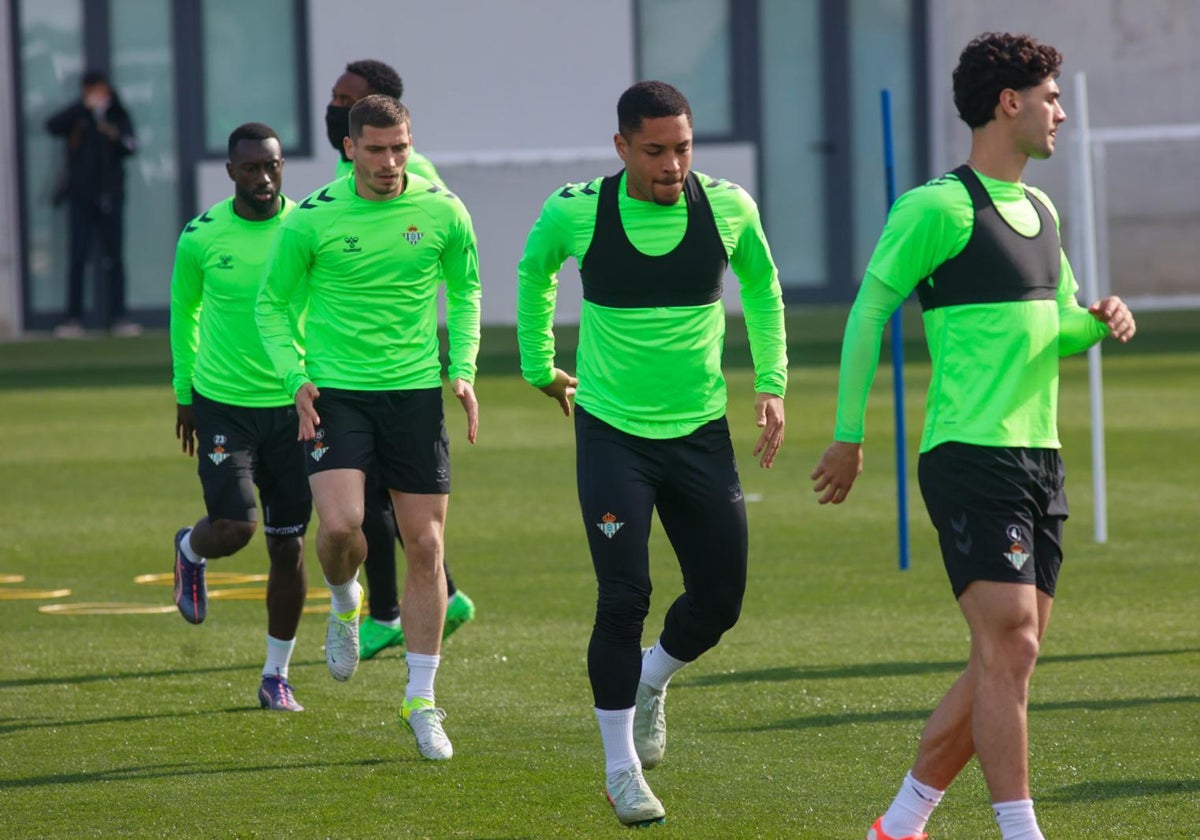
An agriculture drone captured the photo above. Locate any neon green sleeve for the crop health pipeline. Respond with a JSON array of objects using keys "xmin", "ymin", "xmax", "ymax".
[
  {"xmin": 1055, "ymin": 252, "xmax": 1108, "ymax": 356},
  {"xmin": 169, "ymin": 233, "xmax": 203, "ymax": 405},
  {"xmin": 833, "ymin": 273, "xmax": 907, "ymax": 442},
  {"xmin": 724, "ymin": 190, "xmax": 787, "ymax": 396},
  {"xmin": 256, "ymin": 223, "xmax": 313, "ymax": 398},
  {"xmin": 441, "ymin": 208, "xmax": 482, "ymax": 383},
  {"xmin": 516, "ymin": 194, "xmax": 576, "ymax": 389}
]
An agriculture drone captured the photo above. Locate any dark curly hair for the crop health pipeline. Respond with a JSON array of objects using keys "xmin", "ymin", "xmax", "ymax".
[
  {"xmin": 345, "ymin": 59, "xmax": 404, "ymax": 100},
  {"xmin": 953, "ymin": 33, "xmax": 1063, "ymax": 128},
  {"xmin": 617, "ymin": 80, "xmax": 692, "ymax": 137}
]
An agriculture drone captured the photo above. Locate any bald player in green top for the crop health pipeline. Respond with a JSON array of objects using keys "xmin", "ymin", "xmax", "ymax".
[
  {"xmin": 170, "ymin": 122, "xmax": 309, "ymax": 713},
  {"xmin": 810, "ymin": 33, "xmax": 1135, "ymax": 840},
  {"xmin": 325, "ymin": 59, "xmax": 477, "ymax": 659},
  {"xmin": 258, "ymin": 95, "xmax": 480, "ymax": 762},
  {"xmin": 518, "ymin": 80, "xmax": 787, "ymax": 828}
]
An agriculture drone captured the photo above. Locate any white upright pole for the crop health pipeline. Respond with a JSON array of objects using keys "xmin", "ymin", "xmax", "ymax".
[{"xmin": 1072, "ymin": 72, "xmax": 1109, "ymax": 544}]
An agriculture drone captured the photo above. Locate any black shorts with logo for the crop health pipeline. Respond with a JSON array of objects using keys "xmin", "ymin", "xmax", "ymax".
[
  {"xmin": 918, "ymin": 442, "xmax": 1068, "ymax": 599},
  {"xmin": 305, "ymin": 387, "xmax": 450, "ymax": 494},
  {"xmin": 192, "ymin": 390, "xmax": 311, "ymax": 536}
]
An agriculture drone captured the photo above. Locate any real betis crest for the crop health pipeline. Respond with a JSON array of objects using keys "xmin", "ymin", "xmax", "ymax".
[
  {"xmin": 208, "ymin": 434, "xmax": 230, "ymax": 466},
  {"xmin": 403, "ymin": 224, "xmax": 424, "ymax": 245},
  {"xmin": 596, "ymin": 512, "xmax": 624, "ymax": 540},
  {"xmin": 1002, "ymin": 524, "xmax": 1030, "ymax": 570},
  {"xmin": 310, "ymin": 429, "xmax": 328, "ymax": 462}
]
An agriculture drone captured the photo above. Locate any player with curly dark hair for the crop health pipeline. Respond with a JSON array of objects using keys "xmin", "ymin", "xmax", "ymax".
[
  {"xmin": 953, "ymin": 33, "xmax": 1064, "ymax": 129},
  {"xmin": 812, "ymin": 32, "xmax": 1135, "ymax": 840}
]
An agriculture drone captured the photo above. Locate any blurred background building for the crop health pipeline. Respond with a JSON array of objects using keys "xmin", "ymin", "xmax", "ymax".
[{"xmin": 1, "ymin": 0, "xmax": 1197, "ymax": 337}]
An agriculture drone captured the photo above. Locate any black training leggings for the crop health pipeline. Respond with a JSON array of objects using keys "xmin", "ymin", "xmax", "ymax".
[{"xmin": 575, "ymin": 406, "xmax": 748, "ymax": 710}]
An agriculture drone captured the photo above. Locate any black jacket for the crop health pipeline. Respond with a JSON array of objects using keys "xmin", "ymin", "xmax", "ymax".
[{"xmin": 45, "ymin": 94, "xmax": 137, "ymax": 205}]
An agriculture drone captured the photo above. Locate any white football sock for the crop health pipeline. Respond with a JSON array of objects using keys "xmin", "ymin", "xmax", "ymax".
[
  {"xmin": 405, "ymin": 652, "xmax": 440, "ymax": 703},
  {"xmin": 263, "ymin": 634, "xmax": 296, "ymax": 680},
  {"xmin": 993, "ymin": 798, "xmax": 1044, "ymax": 840},
  {"xmin": 595, "ymin": 707, "xmax": 638, "ymax": 777},
  {"xmin": 180, "ymin": 529, "xmax": 204, "ymax": 565},
  {"xmin": 880, "ymin": 771, "xmax": 945, "ymax": 837},
  {"xmin": 639, "ymin": 640, "xmax": 688, "ymax": 691},
  {"xmin": 325, "ymin": 574, "xmax": 361, "ymax": 615}
]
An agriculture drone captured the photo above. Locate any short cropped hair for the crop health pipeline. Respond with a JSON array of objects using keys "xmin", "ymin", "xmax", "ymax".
[
  {"xmin": 953, "ymin": 33, "xmax": 1063, "ymax": 128},
  {"xmin": 617, "ymin": 80, "xmax": 693, "ymax": 137},
  {"xmin": 227, "ymin": 122, "xmax": 280, "ymax": 159},
  {"xmin": 346, "ymin": 59, "xmax": 404, "ymax": 99},
  {"xmin": 348, "ymin": 94, "xmax": 410, "ymax": 140}
]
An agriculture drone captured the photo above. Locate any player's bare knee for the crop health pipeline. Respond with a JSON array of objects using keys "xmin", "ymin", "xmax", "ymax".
[{"xmin": 210, "ymin": 518, "xmax": 256, "ymax": 554}]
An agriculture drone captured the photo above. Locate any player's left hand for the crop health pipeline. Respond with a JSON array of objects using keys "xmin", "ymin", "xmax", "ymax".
[
  {"xmin": 752, "ymin": 393, "xmax": 785, "ymax": 469},
  {"xmin": 1088, "ymin": 295, "xmax": 1136, "ymax": 343},
  {"xmin": 175, "ymin": 403, "xmax": 196, "ymax": 456},
  {"xmin": 451, "ymin": 378, "xmax": 479, "ymax": 444}
]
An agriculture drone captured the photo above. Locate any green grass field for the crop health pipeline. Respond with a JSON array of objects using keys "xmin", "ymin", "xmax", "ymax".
[{"xmin": 1, "ymin": 311, "xmax": 1197, "ymax": 838}]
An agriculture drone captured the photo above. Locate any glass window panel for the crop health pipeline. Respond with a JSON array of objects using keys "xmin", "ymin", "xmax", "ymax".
[
  {"xmin": 110, "ymin": 0, "xmax": 178, "ymax": 310},
  {"xmin": 201, "ymin": 0, "xmax": 302, "ymax": 154},
  {"xmin": 18, "ymin": 0, "xmax": 84, "ymax": 316},
  {"xmin": 759, "ymin": 0, "xmax": 825, "ymax": 288},
  {"xmin": 849, "ymin": 0, "xmax": 918, "ymax": 281},
  {"xmin": 637, "ymin": 0, "xmax": 732, "ymax": 135}
]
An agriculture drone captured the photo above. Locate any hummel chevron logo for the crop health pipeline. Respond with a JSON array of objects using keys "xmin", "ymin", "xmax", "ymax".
[
  {"xmin": 951, "ymin": 513, "xmax": 972, "ymax": 555},
  {"xmin": 300, "ymin": 187, "xmax": 336, "ymax": 209},
  {"xmin": 558, "ymin": 183, "xmax": 597, "ymax": 198},
  {"xmin": 184, "ymin": 211, "xmax": 215, "ymax": 233}
]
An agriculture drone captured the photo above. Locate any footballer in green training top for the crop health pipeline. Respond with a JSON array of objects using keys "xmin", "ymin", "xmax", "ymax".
[
  {"xmin": 810, "ymin": 33, "xmax": 1136, "ymax": 840},
  {"xmin": 517, "ymin": 80, "xmax": 787, "ymax": 828},
  {"xmin": 169, "ymin": 122, "xmax": 310, "ymax": 713},
  {"xmin": 323, "ymin": 57, "xmax": 477, "ymax": 661},
  {"xmin": 257, "ymin": 95, "xmax": 480, "ymax": 763}
]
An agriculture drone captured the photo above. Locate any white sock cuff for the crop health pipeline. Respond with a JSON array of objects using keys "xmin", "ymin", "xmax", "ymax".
[
  {"xmin": 181, "ymin": 529, "xmax": 204, "ymax": 564},
  {"xmin": 640, "ymin": 640, "xmax": 689, "ymax": 691},
  {"xmin": 406, "ymin": 652, "xmax": 441, "ymax": 669},
  {"xmin": 906, "ymin": 771, "xmax": 946, "ymax": 804}
]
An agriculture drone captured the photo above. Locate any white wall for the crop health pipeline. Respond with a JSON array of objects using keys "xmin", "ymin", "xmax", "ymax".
[
  {"xmin": 927, "ymin": 0, "xmax": 1200, "ymax": 298},
  {"xmin": 197, "ymin": 0, "xmax": 757, "ymax": 325}
]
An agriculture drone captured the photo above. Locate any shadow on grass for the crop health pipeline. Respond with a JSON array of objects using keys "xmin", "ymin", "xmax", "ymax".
[
  {"xmin": 0, "ymin": 756, "xmax": 397, "ymax": 790},
  {"xmin": 0, "ymin": 703, "xmax": 286, "ymax": 736},
  {"xmin": 727, "ymin": 693, "xmax": 1198, "ymax": 734},
  {"xmin": 1043, "ymin": 777, "xmax": 1200, "ymax": 803},
  {"xmin": 679, "ymin": 647, "xmax": 1200, "ymax": 688},
  {"xmin": 0, "ymin": 658, "xmax": 327, "ymax": 690}
]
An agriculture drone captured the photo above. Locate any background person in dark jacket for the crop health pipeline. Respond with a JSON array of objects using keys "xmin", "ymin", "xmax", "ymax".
[{"xmin": 46, "ymin": 69, "xmax": 139, "ymax": 337}]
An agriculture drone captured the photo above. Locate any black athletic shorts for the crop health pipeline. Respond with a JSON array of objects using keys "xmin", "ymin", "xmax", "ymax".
[
  {"xmin": 305, "ymin": 387, "xmax": 450, "ymax": 494},
  {"xmin": 918, "ymin": 442, "xmax": 1068, "ymax": 598},
  {"xmin": 192, "ymin": 390, "xmax": 311, "ymax": 536}
]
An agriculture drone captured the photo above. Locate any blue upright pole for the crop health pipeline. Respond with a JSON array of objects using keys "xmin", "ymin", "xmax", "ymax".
[{"xmin": 881, "ymin": 89, "xmax": 910, "ymax": 571}]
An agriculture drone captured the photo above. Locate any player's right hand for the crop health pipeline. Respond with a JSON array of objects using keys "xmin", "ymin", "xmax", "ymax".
[
  {"xmin": 175, "ymin": 404, "xmax": 196, "ymax": 456},
  {"xmin": 294, "ymin": 383, "xmax": 321, "ymax": 441}
]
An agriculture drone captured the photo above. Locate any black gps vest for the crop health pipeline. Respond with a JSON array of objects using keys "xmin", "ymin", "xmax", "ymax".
[
  {"xmin": 917, "ymin": 164, "xmax": 1060, "ymax": 311},
  {"xmin": 580, "ymin": 170, "xmax": 728, "ymax": 308}
]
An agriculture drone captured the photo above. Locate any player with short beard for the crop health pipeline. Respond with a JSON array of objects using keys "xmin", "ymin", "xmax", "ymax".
[
  {"xmin": 324, "ymin": 59, "xmax": 477, "ymax": 659},
  {"xmin": 170, "ymin": 122, "xmax": 309, "ymax": 713},
  {"xmin": 258, "ymin": 96, "xmax": 482, "ymax": 761}
]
